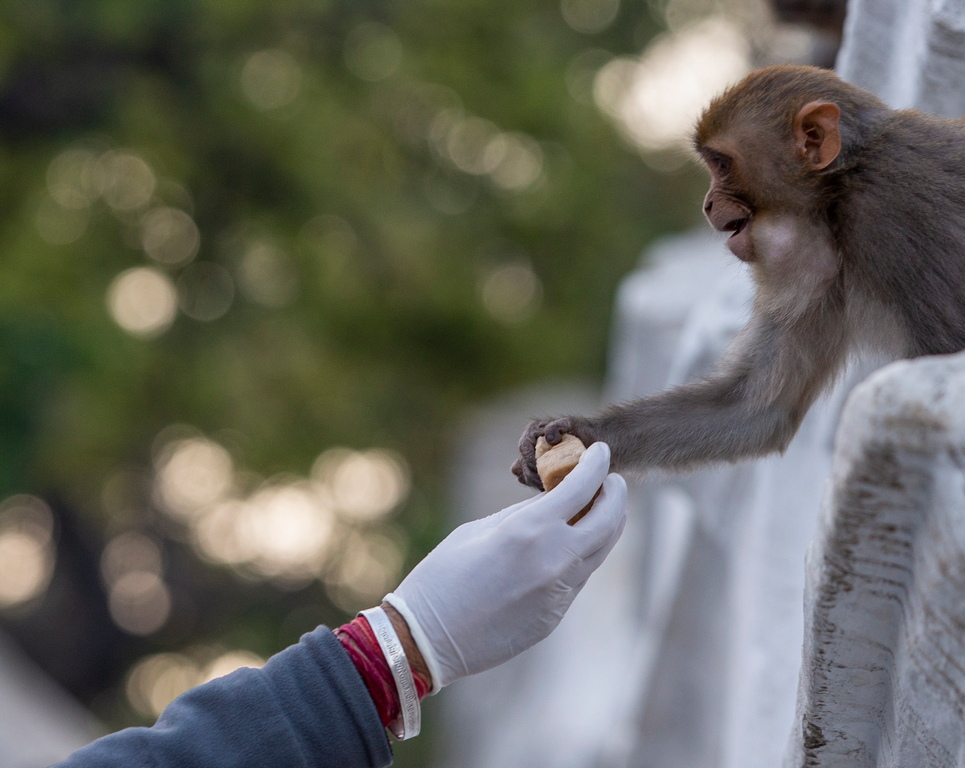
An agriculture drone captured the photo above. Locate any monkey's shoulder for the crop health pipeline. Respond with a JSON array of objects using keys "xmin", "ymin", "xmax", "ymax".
[
  {"xmin": 873, "ymin": 112, "xmax": 965, "ymax": 173},
  {"xmin": 836, "ymin": 114, "xmax": 965, "ymax": 212}
]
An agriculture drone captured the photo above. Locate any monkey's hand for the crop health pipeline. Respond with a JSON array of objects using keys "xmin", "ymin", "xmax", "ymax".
[{"xmin": 512, "ymin": 416, "xmax": 599, "ymax": 490}]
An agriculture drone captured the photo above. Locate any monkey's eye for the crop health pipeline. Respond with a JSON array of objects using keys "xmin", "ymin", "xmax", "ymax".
[{"xmin": 712, "ymin": 154, "xmax": 732, "ymax": 175}]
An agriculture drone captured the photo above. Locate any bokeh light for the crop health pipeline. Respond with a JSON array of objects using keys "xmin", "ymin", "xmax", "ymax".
[
  {"xmin": 141, "ymin": 207, "xmax": 201, "ymax": 266},
  {"xmin": 237, "ymin": 482, "xmax": 336, "ymax": 579},
  {"xmin": 202, "ymin": 650, "xmax": 266, "ymax": 683},
  {"xmin": 95, "ymin": 151, "xmax": 156, "ymax": 211},
  {"xmin": 236, "ymin": 241, "xmax": 298, "ymax": 307},
  {"xmin": 108, "ymin": 571, "xmax": 172, "ymax": 635},
  {"xmin": 106, "ymin": 267, "xmax": 179, "ymax": 338},
  {"xmin": 154, "ymin": 436, "xmax": 235, "ymax": 520},
  {"xmin": 46, "ymin": 148, "xmax": 99, "ymax": 209},
  {"xmin": 429, "ymin": 108, "xmax": 462, "ymax": 160},
  {"xmin": 561, "ymin": 0, "xmax": 621, "ymax": 34},
  {"xmin": 151, "ymin": 428, "xmax": 342, "ymax": 582},
  {"xmin": 126, "ymin": 653, "xmax": 199, "ymax": 718},
  {"xmin": 0, "ymin": 533, "xmax": 53, "ymax": 608},
  {"xmin": 446, "ymin": 117, "xmax": 501, "ymax": 176},
  {"xmin": 148, "ymin": 430, "xmax": 412, "ymax": 587},
  {"xmin": 191, "ymin": 500, "xmax": 253, "ymax": 567},
  {"xmin": 101, "ymin": 532, "xmax": 170, "ymax": 635},
  {"xmin": 240, "ymin": 49, "xmax": 303, "ymax": 111},
  {"xmin": 101, "ymin": 532, "xmax": 163, "ymax": 585},
  {"xmin": 654, "ymin": 0, "xmax": 770, "ymax": 34},
  {"xmin": 312, "ymin": 448, "xmax": 410, "ymax": 522},
  {"xmin": 344, "ymin": 22, "xmax": 403, "ymax": 82},
  {"xmin": 127, "ymin": 648, "xmax": 266, "ymax": 718},
  {"xmin": 326, "ymin": 530, "xmax": 407, "ymax": 612},
  {"xmin": 192, "ymin": 485, "xmax": 336, "ymax": 581},
  {"xmin": 481, "ymin": 262, "xmax": 544, "ymax": 324},
  {"xmin": 429, "ymin": 108, "xmax": 544, "ymax": 191},
  {"xmin": 0, "ymin": 495, "xmax": 55, "ymax": 609},
  {"xmin": 485, "ymin": 133, "xmax": 544, "ymax": 190},
  {"xmin": 594, "ymin": 17, "xmax": 751, "ymax": 153}
]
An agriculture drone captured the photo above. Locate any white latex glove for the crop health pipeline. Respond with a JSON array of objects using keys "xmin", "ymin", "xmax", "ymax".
[{"xmin": 384, "ymin": 441, "xmax": 627, "ymax": 691}]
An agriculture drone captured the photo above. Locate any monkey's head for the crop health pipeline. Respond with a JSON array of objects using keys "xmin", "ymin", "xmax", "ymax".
[{"xmin": 693, "ymin": 65, "xmax": 886, "ymax": 263}]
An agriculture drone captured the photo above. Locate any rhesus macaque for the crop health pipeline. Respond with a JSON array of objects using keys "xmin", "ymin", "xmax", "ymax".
[{"xmin": 513, "ymin": 64, "xmax": 965, "ymax": 490}]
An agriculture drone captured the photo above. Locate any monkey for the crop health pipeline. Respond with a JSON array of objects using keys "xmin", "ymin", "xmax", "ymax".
[{"xmin": 513, "ymin": 64, "xmax": 965, "ymax": 490}]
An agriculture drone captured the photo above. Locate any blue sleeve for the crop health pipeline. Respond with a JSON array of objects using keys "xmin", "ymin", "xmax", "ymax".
[{"xmin": 52, "ymin": 626, "xmax": 393, "ymax": 768}]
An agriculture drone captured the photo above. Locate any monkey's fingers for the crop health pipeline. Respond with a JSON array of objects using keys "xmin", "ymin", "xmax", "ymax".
[
  {"xmin": 542, "ymin": 417, "xmax": 574, "ymax": 446},
  {"xmin": 515, "ymin": 420, "xmax": 548, "ymax": 490},
  {"xmin": 511, "ymin": 456, "xmax": 545, "ymax": 491},
  {"xmin": 517, "ymin": 420, "xmax": 546, "ymax": 460}
]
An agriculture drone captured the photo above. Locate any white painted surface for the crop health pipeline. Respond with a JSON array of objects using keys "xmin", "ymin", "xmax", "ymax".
[
  {"xmin": 786, "ymin": 355, "xmax": 965, "ymax": 767},
  {"xmin": 0, "ymin": 631, "xmax": 100, "ymax": 767},
  {"xmin": 838, "ymin": 0, "xmax": 965, "ymax": 117}
]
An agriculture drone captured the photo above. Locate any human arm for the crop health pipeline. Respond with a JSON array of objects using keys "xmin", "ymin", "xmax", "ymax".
[{"xmin": 52, "ymin": 627, "xmax": 392, "ymax": 768}]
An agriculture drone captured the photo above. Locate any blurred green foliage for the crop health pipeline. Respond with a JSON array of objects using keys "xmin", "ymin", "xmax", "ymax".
[{"xmin": 0, "ymin": 0, "xmax": 705, "ymax": 752}]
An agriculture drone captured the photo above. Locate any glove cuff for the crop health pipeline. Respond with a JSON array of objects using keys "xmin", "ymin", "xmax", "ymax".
[{"xmin": 383, "ymin": 592, "xmax": 445, "ymax": 694}]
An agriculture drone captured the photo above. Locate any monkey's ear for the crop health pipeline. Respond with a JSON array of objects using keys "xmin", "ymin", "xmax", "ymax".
[{"xmin": 793, "ymin": 101, "xmax": 841, "ymax": 170}]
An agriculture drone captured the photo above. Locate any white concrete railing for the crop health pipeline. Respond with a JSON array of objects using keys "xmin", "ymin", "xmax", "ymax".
[{"xmin": 787, "ymin": 356, "xmax": 965, "ymax": 767}]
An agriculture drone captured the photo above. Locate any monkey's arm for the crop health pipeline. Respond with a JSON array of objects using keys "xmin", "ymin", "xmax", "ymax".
[{"xmin": 513, "ymin": 295, "xmax": 847, "ymax": 488}]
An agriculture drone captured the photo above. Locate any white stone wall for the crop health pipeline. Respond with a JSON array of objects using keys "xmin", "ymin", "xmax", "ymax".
[
  {"xmin": 0, "ymin": 630, "xmax": 102, "ymax": 767},
  {"xmin": 837, "ymin": 0, "xmax": 965, "ymax": 117},
  {"xmin": 786, "ymin": 356, "xmax": 965, "ymax": 768}
]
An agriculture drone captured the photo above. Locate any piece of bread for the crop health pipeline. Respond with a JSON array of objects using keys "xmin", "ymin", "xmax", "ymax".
[
  {"xmin": 535, "ymin": 434, "xmax": 597, "ymax": 525},
  {"xmin": 535, "ymin": 434, "xmax": 586, "ymax": 490}
]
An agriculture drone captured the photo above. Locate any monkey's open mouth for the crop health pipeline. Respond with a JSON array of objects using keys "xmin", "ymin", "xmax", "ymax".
[
  {"xmin": 722, "ymin": 216, "xmax": 753, "ymax": 261},
  {"xmin": 723, "ymin": 217, "xmax": 749, "ymax": 238}
]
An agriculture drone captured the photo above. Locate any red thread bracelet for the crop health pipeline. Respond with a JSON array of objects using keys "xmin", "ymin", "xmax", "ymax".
[{"xmin": 336, "ymin": 615, "xmax": 431, "ymax": 728}]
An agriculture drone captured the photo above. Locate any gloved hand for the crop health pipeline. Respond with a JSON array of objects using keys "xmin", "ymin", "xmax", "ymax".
[{"xmin": 384, "ymin": 442, "xmax": 627, "ymax": 691}]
